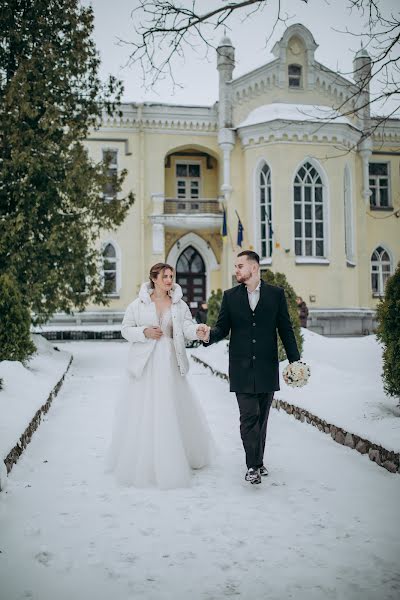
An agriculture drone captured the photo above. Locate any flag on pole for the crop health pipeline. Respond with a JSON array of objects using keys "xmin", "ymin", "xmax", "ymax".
[
  {"xmin": 236, "ymin": 213, "xmax": 244, "ymax": 247},
  {"xmin": 221, "ymin": 207, "xmax": 227, "ymax": 240}
]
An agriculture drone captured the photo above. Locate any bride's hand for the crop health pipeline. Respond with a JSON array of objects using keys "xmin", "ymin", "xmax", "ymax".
[
  {"xmin": 196, "ymin": 324, "xmax": 210, "ymax": 341},
  {"xmin": 144, "ymin": 326, "xmax": 163, "ymax": 340}
]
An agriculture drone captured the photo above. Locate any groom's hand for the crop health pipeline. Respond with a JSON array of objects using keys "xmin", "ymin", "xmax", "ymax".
[{"xmin": 196, "ymin": 324, "xmax": 210, "ymax": 341}]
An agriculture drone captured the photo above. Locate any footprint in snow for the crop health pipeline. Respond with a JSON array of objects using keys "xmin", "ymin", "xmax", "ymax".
[{"xmin": 34, "ymin": 550, "xmax": 53, "ymax": 566}]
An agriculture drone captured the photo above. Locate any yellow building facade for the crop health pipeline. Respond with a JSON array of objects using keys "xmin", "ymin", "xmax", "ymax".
[{"xmin": 77, "ymin": 24, "xmax": 399, "ymax": 335}]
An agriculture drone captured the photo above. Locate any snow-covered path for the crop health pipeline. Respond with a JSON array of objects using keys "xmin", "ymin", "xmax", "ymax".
[{"xmin": 1, "ymin": 342, "xmax": 399, "ymax": 600}]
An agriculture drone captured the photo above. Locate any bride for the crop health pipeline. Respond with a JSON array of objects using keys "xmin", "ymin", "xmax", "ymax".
[{"xmin": 105, "ymin": 262, "xmax": 213, "ymax": 489}]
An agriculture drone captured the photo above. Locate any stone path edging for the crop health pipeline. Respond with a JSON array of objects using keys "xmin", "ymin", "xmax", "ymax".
[
  {"xmin": 2, "ymin": 355, "xmax": 74, "ymax": 479},
  {"xmin": 191, "ymin": 354, "xmax": 400, "ymax": 475}
]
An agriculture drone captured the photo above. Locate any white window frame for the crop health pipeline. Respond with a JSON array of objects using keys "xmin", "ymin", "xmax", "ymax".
[
  {"xmin": 101, "ymin": 240, "xmax": 121, "ymax": 297},
  {"xmin": 258, "ymin": 162, "xmax": 273, "ymax": 260},
  {"xmin": 293, "ymin": 160, "xmax": 327, "ymax": 261},
  {"xmin": 369, "ymin": 162, "xmax": 391, "ymax": 209},
  {"xmin": 371, "ymin": 245, "xmax": 392, "ymax": 297},
  {"xmin": 288, "ymin": 64, "xmax": 302, "ymax": 88},
  {"xmin": 175, "ymin": 160, "xmax": 202, "ymax": 201}
]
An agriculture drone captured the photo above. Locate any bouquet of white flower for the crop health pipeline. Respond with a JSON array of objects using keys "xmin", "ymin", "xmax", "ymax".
[{"xmin": 282, "ymin": 360, "xmax": 310, "ymax": 388}]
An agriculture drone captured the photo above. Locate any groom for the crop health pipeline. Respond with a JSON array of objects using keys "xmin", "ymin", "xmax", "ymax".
[{"xmin": 198, "ymin": 250, "xmax": 300, "ymax": 484}]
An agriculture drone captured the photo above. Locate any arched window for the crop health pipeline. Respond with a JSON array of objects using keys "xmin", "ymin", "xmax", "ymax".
[
  {"xmin": 176, "ymin": 245, "xmax": 206, "ymax": 311},
  {"xmin": 294, "ymin": 162, "xmax": 325, "ymax": 257},
  {"xmin": 102, "ymin": 243, "xmax": 117, "ymax": 294},
  {"xmin": 259, "ymin": 163, "xmax": 273, "ymax": 258},
  {"xmin": 371, "ymin": 246, "xmax": 392, "ymax": 296},
  {"xmin": 288, "ymin": 64, "xmax": 302, "ymax": 88},
  {"xmin": 344, "ymin": 165, "xmax": 355, "ymax": 264}
]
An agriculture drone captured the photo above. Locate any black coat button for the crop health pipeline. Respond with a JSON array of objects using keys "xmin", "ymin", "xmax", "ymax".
[
  {"xmin": 252, "ymin": 339, "xmax": 256, "ymax": 343},
  {"xmin": 252, "ymin": 355, "xmax": 256, "ymax": 359},
  {"xmin": 253, "ymin": 322, "xmax": 256, "ymax": 326}
]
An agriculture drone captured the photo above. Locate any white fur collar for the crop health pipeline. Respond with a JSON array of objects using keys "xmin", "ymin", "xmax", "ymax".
[{"xmin": 138, "ymin": 281, "xmax": 183, "ymax": 305}]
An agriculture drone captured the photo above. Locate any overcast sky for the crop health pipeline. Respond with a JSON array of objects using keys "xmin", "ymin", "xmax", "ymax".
[{"xmin": 82, "ymin": 0, "xmax": 399, "ymax": 115}]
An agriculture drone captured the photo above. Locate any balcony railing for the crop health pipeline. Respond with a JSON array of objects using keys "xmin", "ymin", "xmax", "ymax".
[{"xmin": 164, "ymin": 197, "xmax": 221, "ymax": 215}]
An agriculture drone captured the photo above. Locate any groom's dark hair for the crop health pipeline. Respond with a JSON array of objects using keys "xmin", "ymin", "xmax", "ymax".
[{"xmin": 237, "ymin": 250, "xmax": 260, "ymax": 264}]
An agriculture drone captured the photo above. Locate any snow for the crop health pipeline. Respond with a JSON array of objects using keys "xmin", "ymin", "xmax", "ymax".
[
  {"xmin": 0, "ymin": 335, "xmax": 72, "ymax": 460},
  {"xmin": 191, "ymin": 329, "xmax": 400, "ymax": 453},
  {"xmin": 0, "ymin": 340, "xmax": 399, "ymax": 599},
  {"xmin": 237, "ymin": 103, "xmax": 358, "ymax": 129}
]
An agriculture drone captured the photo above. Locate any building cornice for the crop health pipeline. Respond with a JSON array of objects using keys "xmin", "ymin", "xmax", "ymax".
[
  {"xmin": 98, "ymin": 102, "xmax": 218, "ymax": 133},
  {"xmin": 237, "ymin": 119, "xmax": 361, "ymax": 148},
  {"xmin": 370, "ymin": 118, "xmax": 400, "ymax": 147}
]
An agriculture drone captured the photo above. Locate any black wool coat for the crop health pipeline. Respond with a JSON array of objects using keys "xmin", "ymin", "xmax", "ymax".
[{"xmin": 206, "ymin": 280, "xmax": 300, "ymax": 393}]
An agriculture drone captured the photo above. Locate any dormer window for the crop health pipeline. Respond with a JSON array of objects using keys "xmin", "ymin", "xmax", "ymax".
[{"xmin": 288, "ymin": 64, "xmax": 302, "ymax": 88}]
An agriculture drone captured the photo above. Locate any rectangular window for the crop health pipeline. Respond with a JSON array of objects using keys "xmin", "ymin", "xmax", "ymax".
[
  {"xmin": 288, "ymin": 64, "xmax": 302, "ymax": 88},
  {"xmin": 369, "ymin": 163, "xmax": 390, "ymax": 208},
  {"xmin": 176, "ymin": 162, "xmax": 201, "ymax": 200},
  {"xmin": 102, "ymin": 149, "xmax": 118, "ymax": 201}
]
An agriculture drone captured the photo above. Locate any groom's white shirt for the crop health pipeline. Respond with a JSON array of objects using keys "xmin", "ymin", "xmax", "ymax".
[{"xmin": 246, "ymin": 280, "xmax": 261, "ymax": 311}]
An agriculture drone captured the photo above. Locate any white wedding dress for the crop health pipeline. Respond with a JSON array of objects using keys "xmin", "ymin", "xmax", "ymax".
[{"xmin": 105, "ymin": 308, "xmax": 214, "ymax": 489}]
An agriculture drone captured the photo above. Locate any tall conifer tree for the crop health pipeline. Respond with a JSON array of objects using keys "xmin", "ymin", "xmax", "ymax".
[{"xmin": 0, "ymin": 0, "xmax": 134, "ymax": 334}]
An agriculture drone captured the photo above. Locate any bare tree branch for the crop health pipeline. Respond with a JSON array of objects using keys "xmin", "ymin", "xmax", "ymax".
[{"xmin": 121, "ymin": 0, "xmax": 399, "ymax": 137}]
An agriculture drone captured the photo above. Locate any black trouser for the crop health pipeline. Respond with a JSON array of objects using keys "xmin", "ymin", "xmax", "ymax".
[{"xmin": 235, "ymin": 392, "xmax": 274, "ymax": 469}]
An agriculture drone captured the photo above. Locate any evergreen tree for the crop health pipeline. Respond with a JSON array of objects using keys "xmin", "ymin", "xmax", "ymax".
[
  {"xmin": 0, "ymin": 0, "xmax": 134, "ymax": 327},
  {"xmin": 207, "ymin": 288, "xmax": 223, "ymax": 328},
  {"xmin": 0, "ymin": 272, "xmax": 36, "ymax": 363},
  {"xmin": 376, "ymin": 262, "xmax": 400, "ymax": 403},
  {"xmin": 261, "ymin": 270, "xmax": 303, "ymax": 361}
]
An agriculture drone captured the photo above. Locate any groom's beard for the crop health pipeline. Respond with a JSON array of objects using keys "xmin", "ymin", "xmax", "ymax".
[{"xmin": 236, "ymin": 272, "xmax": 251, "ymax": 284}]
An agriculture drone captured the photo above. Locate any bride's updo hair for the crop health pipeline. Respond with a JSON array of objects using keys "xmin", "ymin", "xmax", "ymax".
[{"xmin": 149, "ymin": 262, "xmax": 174, "ymax": 288}]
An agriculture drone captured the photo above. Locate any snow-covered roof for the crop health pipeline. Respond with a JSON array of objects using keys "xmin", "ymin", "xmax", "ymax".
[{"xmin": 237, "ymin": 103, "xmax": 357, "ymax": 129}]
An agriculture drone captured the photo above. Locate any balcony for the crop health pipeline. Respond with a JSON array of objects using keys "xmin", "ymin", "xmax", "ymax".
[
  {"xmin": 164, "ymin": 198, "xmax": 221, "ymax": 215},
  {"xmin": 150, "ymin": 196, "xmax": 223, "ymax": 230}
]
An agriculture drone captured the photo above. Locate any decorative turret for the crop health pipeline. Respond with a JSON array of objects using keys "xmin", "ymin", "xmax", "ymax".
[
  {"xmin": 353, "ymin": 46, "xmax": 372, "ymax": 87},
  {"xmin": 353, "ymin": 46, "xmax": 372, "ymax": 121},
  {"xmin": 217, "ymin": 35, "xmax": 235, "ymax": 129}
]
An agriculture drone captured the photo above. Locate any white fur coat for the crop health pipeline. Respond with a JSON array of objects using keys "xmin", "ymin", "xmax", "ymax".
[{"xmin": 121, "ymin": 282, "xmax": 198, "ymax": 378}]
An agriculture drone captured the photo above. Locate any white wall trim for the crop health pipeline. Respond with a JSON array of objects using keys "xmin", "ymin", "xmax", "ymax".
[
  {"xmin": 252, "ymin": 157, "xmax": 274, "ymax": 260},
  {"xmin": 344, "ymin": 162, "xmax": 355, "ymax": 264}
]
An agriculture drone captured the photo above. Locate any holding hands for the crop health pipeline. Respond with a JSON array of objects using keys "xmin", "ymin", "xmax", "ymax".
[
  {"xmin": 144, "ymin": 326, "xmax": 163, "ymax": 340},
  {"xmin": 196, "ymin": 324, "xmax": 210, "ymax": 341}
]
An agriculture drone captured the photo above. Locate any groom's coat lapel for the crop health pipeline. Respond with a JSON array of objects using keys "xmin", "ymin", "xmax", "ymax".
[
  {"xmin": 239, "ymin": 283, "xmax": 252, "ymax": 315},
  {"xmin": 238, "ymin": 279, "xmax": 267, "ymax": 315}
]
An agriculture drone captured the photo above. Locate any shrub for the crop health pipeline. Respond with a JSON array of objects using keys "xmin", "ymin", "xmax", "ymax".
[
  {"xmin": 261, "ymin": 270, "xmax": 303, "ymax": 361},
  {"xmin": 207, "ymin": 288, "xmax": 223, "ymax": 328},
  {"xmin": 0, "ymin": 273, "xmax": 36, "ymax": 363},
  {"xmin": 376, "ymin": 262, "xmax": 400, "ymax": 403}
]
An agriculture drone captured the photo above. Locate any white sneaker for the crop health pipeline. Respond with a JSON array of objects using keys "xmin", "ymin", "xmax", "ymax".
[{"xmin": 245, "ymin": 468, "xmax": 261, "ymax": 484}]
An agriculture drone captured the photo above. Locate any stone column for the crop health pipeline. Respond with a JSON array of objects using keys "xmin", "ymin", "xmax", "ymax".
[
  {"xmin": 150, "ymin": 193, "xmax": 165, "ymax": 256},
  {"xmin": 359, "ymin": 139, "xmax": 372, "ymax": 206}
]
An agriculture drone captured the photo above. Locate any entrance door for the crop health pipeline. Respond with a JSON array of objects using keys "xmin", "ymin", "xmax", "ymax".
[{"xmin": 176, "ymin": 246, "xmax": 206, "ymax": 314}]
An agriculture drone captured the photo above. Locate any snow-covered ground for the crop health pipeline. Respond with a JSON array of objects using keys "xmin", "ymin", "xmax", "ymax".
[
  {"xmin": 192, "ymin": 329, "xmax": 400, "ymax": 453},
  {"xmin": 0, "ymin": 335, "xmax": 72, "ymax": 461},
  {"xmin": 1, "ymin": 341, "xmax": 399, "ymax": 600}
]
